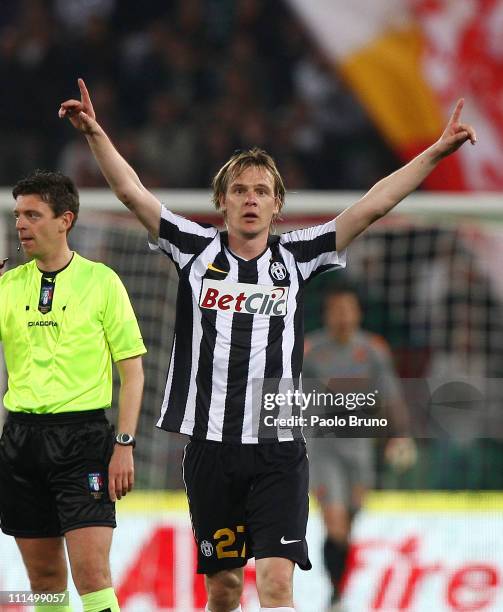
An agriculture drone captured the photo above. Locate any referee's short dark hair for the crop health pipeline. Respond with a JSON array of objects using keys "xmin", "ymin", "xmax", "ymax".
[{"xmin": 12, "ymin": 170, "xmax": 79, "ymax": 232}]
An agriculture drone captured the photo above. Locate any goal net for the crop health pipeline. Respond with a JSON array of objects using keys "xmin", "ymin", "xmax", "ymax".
[{"xmin": 1, "ymin": 189, "xmax": 503, "ymax": 489}]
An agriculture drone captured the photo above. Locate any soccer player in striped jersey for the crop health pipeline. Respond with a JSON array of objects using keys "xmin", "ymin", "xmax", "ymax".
[{"xmin": 60, "ymin": 79, "xmax": 476, "ymax": 612}]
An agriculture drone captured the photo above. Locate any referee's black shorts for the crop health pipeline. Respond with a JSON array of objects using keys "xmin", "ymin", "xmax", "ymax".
[
  {"xmin": 0, "ymin": 409, "xmax": 116, "ymax": 538},
  {"xmin": 183, "ymin": 438, "xmax": 312, "ymax": 574}
]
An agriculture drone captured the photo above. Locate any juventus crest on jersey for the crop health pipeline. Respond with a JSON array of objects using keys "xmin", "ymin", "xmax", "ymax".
[{"xmin": 150, "ymin": 206, "xmax": 346, "ymax": 444}]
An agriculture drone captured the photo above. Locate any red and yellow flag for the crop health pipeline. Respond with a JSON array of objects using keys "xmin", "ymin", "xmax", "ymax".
[{"xmin": 287, "ymin": 0, "xmax": 503, "ymax": 190}]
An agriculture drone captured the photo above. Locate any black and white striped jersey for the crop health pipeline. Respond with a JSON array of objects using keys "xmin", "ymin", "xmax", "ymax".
[{"xmin": 151, "ymin": 206, "xmax": 346, "ymax": 443}]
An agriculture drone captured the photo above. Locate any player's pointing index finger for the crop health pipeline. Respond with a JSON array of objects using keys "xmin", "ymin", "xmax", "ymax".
[
  {"xmin": 449, "ymin": 98, "xmax": 464, "ymax": 125},
  {"xmin": 78, "ymin": 78, "xmax": 92, "ymax": 107}
]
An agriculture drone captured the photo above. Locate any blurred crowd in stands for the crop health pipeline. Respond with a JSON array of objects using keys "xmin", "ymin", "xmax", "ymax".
[
  {"xmin": 3, "ymin": 1, "xmax": 503, "ymax": 493},
  {"xmin": 0, "ymin": 0, "xmax": 398, "ymax": 189}
]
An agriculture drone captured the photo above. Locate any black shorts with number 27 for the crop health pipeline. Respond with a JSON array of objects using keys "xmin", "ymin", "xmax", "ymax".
[
  {"xmin": 183, "ymin": 438, "xmax": 312, "ymax": 574},
  {"xmin": 0, "ymin": 409, "xmax": 116, "ymax": 538}
]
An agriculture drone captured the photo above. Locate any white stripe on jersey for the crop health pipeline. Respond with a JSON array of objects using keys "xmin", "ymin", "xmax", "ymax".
[
  {"xmin": 157, "ymin": 335, "xmax": 176, "ymax": 427},
  {"xmin": 205, "ymin": 254, "xmax": 238, "ymax": 441},
  {"xmin": 276, "ymin": 244, "xmax": 303, "ymax": 442},
  {"xmin": 167, "ymin": 243, "xmax": 194, "ymax": 270},
  {"xmin": 281, "ymin": 245, "xmax": 301, "ymax": 382},
  {"xmin": 180, "ymin": 238, "xmax": 223, "ymax": 436},
  {"xmin": 163, "ymin": 209, "xmax": 218, "ymax": 238},
  {"xmin": 295, "ymin": 250, "xmax": 346, "ymax": 281},
  {"xmin": 241, "ymin": 250, "xmax": 270, "ymax": 443},
  {"xmin": 150, "ymin": 208, "xmax": 217, "ymax": 268},
  {"xmin": 281, "ymin": 219, "xmax": 346, "ymax": 281},
  {"xmin": 178, "ymin": 289, "xmax": 202, "ymax": 433}
]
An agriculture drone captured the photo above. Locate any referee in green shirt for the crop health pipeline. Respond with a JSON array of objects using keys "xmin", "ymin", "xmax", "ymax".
[{"xmin": 0, "ymin": 171, "xmax": 146, "ymax": 612}]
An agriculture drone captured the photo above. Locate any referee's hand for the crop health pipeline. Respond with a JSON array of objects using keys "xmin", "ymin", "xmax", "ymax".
[{"xmin": 108, "ymin": 445, "xmax": 135, "ymax": 501}]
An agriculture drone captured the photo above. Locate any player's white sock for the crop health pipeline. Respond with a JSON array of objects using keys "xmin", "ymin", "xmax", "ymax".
[{"xmin": 205, "ymin": 606, "xmax": 242, "ymax": 612}]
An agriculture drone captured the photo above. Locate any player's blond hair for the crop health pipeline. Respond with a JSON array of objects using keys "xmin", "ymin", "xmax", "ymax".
[{"xmin": 212, "ymin": 148, "xmax": 285, "ymax": 225}]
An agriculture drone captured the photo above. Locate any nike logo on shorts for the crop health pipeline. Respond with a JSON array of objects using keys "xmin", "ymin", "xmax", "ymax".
[{"xmin": 280, "ymin": 536, "xmax": 302, "ymax": 544}]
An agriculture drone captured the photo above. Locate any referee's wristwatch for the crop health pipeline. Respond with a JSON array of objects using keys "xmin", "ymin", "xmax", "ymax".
[{"xmin": 115, "ymin": 433, "xmax": 136, "ymax": 449}]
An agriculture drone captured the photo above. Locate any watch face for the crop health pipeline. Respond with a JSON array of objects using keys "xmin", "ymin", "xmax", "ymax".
[{"xmin": 116, "ymin": 433, "xmax": 135, "ymax": 446}]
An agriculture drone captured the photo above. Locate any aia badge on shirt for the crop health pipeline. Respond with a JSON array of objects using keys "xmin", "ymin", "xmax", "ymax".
[
  {"xmin": 269, "ymin": 260, "xmax": 288, "ymax": 282},
  {"xmin": 88, "ymin": 472, "xmax": 105, "ymax": 500},
  {"xmin": 38, "ymin": 276, "xmax": 55, "ymax": 314}
]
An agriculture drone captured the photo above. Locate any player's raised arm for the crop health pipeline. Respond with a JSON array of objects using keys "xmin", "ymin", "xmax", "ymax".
[
  {"xmin": 59, "ymin": 78, "xmax": 161, "ymax": 238},
  {"xmin": 335, "ymin": 98, "xmax": 477, "ymax": 251}
]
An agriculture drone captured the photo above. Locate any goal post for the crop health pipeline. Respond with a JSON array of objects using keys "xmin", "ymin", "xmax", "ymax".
[{"xmin": 1, "ymin": 189, "xmax": 503, "ymax": 489}]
